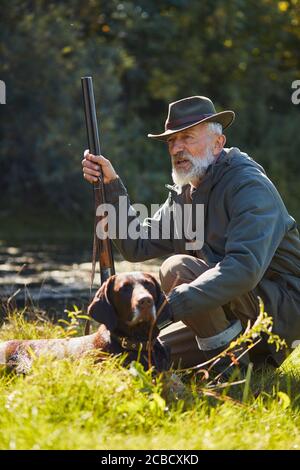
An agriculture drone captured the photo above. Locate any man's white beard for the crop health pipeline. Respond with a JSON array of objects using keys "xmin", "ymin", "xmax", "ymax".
[{"xmin": 171, "ymin": 148, "xmax": 216, "ymax": 187}]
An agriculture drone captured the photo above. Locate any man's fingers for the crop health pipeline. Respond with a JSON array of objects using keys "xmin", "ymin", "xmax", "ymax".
[
  {"xmin": 82, "ymin": 158, "xmax": 101, "ymax": 172},
  {"xmin": 83, "ymin": 173, "xmax": 98, "ymax": 183},
  {"xmin": 83, "ymin": 167, "xmax": 101, "ymax": 177},
  {"xmin": 86, "ymin": 153, "xmax": 109, "ymax": 165},
  {"xmin": 82, "ymin": 150, "xmax": 117, "ymax": 184}
]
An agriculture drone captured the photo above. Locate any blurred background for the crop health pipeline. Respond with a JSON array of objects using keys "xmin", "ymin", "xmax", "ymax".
[{"xmin": 0, "ymin": 0, "xmax": 299, "ymax": 315}]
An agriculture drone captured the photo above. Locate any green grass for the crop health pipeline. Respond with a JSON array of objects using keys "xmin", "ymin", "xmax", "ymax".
[{"xmin": 1, "ymin": 310, "xmax": 300, "ymax": 450}]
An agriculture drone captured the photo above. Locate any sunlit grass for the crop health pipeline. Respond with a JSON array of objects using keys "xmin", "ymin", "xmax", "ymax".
[{"xmin": 0, "ymin": 309, "xmax": 300, "ymax": 450}]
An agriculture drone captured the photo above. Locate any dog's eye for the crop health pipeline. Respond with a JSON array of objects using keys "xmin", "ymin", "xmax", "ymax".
[
  {"xmin": 120, "ymin": 283, "xmax": 132, "ymax": 292},
  {"xmin": 143, "ymin": 281, "xmax": 155, "ymax": 291}
]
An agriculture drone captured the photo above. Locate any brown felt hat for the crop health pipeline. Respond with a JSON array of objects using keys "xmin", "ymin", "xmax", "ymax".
[{"xmin": 148, "ymin": 96, "xmax": 235, "ymax": 141}]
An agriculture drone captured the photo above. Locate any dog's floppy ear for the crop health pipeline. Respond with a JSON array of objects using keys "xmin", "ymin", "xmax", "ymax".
[
  {"xmin": 146, "ymin": 274, "xmax": 167, "ymax": 312},
  {"xmin": 88, "ymin": 275, "xmax": 117, "ymax": 331}
]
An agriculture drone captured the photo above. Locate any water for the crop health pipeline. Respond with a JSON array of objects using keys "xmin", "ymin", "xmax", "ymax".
[{"xmin": 0, "ymin": 241, "xmax": 160, "ymax": 320}]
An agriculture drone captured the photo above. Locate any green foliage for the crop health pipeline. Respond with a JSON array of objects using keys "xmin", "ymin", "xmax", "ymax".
[
  {"xmin": 0, "ymin": 0, "xmax": 300, "ymax": 223},
  {"xmin": 58, "ymin": 305, "xmax": 90, "ymax": 336},
  {"xmin": 1, "ymin": 311, "xmax": 300, "ymax": 449}
]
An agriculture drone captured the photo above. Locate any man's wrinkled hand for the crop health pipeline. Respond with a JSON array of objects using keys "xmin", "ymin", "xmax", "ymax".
[{"xmin": 82, "ymin": 150, "xmax": 118, "ymax": 184}]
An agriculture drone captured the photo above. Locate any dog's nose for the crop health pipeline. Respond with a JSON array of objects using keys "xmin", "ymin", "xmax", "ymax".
[{"xmin": 137, "ymin": 296, "xmax": 153, "ymax": 309}]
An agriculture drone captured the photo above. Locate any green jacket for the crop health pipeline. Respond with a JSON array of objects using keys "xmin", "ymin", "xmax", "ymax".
[{"xmin": 104, "ymin": 147, "xmax": 300, "ymax": 362}]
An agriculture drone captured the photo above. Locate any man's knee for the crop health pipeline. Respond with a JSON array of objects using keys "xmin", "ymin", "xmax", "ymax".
[
  {"xmin": 159, "ymin": 254, "xmax": 186, "ymax": 287},
  {"xmin": 159, "ymin": 254, "xmax": 191, "ymax": 294},
  {"xmin": 159, "ymin": 254, "xmax": 209, "ymax": 294}
]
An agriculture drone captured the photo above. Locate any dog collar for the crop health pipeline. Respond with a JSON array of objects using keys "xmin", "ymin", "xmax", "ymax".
[{"xmin": 112, "ymin": 334, "xmax": 154, "ymax": 352}]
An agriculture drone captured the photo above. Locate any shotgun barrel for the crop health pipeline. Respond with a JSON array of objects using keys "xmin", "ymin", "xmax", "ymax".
[{"xmin": 81, "ymin": 76, "xmax": 115, "ymax": 284}]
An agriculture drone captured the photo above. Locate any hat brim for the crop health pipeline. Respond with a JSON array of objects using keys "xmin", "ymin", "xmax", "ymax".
[{"xmin": 147, "ymin": 110, "xmax": 235, "ymax": 141}]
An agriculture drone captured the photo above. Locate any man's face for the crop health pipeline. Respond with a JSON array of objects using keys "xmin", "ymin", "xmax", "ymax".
[{"xmin": 167, "ymin": 123, "xmax": 221, "ymax": 187}]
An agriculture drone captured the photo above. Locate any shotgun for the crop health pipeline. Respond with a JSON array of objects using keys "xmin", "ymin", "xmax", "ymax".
[{"xmin": 81, "ymin": 76, "xmax": 115, "ymax": 291}]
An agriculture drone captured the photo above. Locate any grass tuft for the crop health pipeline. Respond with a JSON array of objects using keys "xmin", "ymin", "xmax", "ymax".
[{"xmin": 0, "ymin": 310, "xmax": 300, "ymax": 449}]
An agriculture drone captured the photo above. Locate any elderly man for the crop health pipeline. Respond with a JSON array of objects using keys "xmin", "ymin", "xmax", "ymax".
[{"xmin": 82, "ymin": 96, "xmax": 300, "ymax": 370}]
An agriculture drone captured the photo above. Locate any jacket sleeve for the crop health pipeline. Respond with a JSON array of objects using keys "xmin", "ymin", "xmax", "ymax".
[
  {"xmin": 103, "ymin": 177, "xmax": 174, "ymax": 261},
  {"xmin": 168, "ymin": 176, "xmax": 287, "ymax": 322}
]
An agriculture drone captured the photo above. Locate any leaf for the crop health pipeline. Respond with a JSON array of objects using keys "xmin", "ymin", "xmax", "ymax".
[
  {"xmin": 277, "ymin": 391, "xmax": 291, "ymax": 409},
  {"xmin": 151, "ymin": 392, "xmax": 166, "ymax": 411}
]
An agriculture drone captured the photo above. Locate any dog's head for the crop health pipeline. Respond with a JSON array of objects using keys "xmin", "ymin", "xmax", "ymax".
[{"xmin": 88, "ymin": 272, "xmax": 168, "ymax": 340}]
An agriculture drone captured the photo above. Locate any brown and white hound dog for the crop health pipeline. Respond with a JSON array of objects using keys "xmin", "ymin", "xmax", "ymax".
[{"xmin": 0, "ymin": 272, "xmax": 170, "ymax": 373}]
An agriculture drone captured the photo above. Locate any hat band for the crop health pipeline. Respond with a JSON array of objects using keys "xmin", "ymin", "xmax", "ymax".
[{"xmin": 166, "ymin": 113, "xmax": 214, "ymax": 130}]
